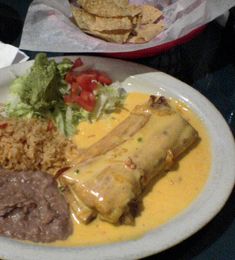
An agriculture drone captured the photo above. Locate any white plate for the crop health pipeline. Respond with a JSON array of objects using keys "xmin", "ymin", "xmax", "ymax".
[{"xmin": 0, "ymin": 56, "xmax": 234, "ymax": 260}]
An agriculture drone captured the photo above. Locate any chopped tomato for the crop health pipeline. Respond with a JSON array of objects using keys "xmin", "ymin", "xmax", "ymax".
[
  {"xmin": 64, "ymin": 60, "xmax": 112, "ymax": 112},
  {"xmin": 76, "ymin": 74, "xmax": 97, "ymax": 91},
  {"xmin": 81, "ymin": 69, "xmax": 99, "ymax": 78},
  {"xmin": 80, "ymin": 90, "xmax": 96, "ymax": 102},
  {"xmin": 65, "ymin": 67, "xmax": 112, "ymax": 87},
  {"xmin": 73, "ymin": 91, "xmax": 96, "ymax": 112},
  {"xmin": 71, "ymin": 81, "xmax": 82, "ymax": 95},
  {"xmin": 97, "ymin": 72, "xmax": 112, "ymax": 85},
  {"xmin": 65, "ymin": 71, "xmax": 77, "ymax": 84},
  {"xmin": 64, "ymin": 91, "xmax": 96, "ymax": 112},
  {"xmin": 79, "ymin": 70, "xmax": 112, "ymax": 85},
  {"xmin": 64, "ymin": 95, "xmax": 75, "ymax": 104},
  {"xmin": 89, "ymin": 81, "xmax": 98, "ymax": 91},
  {"xmin": 72, "ymin": 58, "xmax": 83, "ymax": 70}
]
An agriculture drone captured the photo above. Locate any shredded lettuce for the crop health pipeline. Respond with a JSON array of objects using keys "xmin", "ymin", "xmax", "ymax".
[
  {"xmin": 57, "ymin": 58, "xmax": 73, "ymax": 78},
  {"xmin": 53, "ymin": 105, "xmax": 85, "ymax": 137},
  {"xmin": 91, "ymin": 82, "xmax": 126, "ymax": 120},
  {"xmin": 5, "ymin": 53, "xmax": 126, "ymax": 137}
]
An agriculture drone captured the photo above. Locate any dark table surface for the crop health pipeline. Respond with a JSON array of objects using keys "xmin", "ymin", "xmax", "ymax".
[{"xmin": 0, "ymin": 1, "xmax": 235, "ymax": 260}]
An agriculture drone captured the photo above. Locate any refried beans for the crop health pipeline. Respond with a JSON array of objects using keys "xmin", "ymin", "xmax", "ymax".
[{"xmin": 0, "ymin": 169, "xmax": 72, "ymax": 242}]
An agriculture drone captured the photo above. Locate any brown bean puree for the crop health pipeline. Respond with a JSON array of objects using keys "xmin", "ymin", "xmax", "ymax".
[{"xmin": 0, "ymin": 169, "xmax": 72, "ymax": 242}]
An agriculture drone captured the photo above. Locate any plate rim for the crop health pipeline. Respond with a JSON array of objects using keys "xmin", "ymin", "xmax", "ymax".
[{"xmin": 0, "ymin": 56, "xmax": 234, "ymax": 260}]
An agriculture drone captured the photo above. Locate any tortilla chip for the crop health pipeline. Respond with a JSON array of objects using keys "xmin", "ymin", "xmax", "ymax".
[
  {"xmin": 140, "ymin": 5, "xmax": 163, "ymax": 24},
  {"xmin": 72, "ymin": 1, "xmax": 165, "ymax": 44},
  {"xmin": 71, "ymin": 6, "xmax": 92, "ymax": 31},
  {"xmin": 128, "ymin": 20, "xmax": 164, "ymax": 43},
  {"xmin": 72, "ymin": 6, "xmax": 133, "ymax": 32},
  {"xmin": 132, "ymin": 14, "xmax": 141, "ymax": 26},
  {"xmin": 84, "ymin": 29, "xmax": 131, "ymax": 44},
  {"xmin": 114, "ymin": 0, "xmax": 129, "ymax": 8},
  {"xmin": 77, "ymin": 0, "xmax": 141, "ymax": 17},
  {"xmin": 79, "ymin": 0, "xmax": 129, "ymax": 7}
]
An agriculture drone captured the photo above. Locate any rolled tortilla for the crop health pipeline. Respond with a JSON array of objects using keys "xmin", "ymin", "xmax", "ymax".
[
  {"xmin": 63, "ymin": 99, "xmax": 152, "ymax": 223},
  {"xmin": 62, "ymin": 96, "xmax": 198, "ymax": 224}
]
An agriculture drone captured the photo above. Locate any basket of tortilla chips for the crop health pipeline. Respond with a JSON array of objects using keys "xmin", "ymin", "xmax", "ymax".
[
  {"xmin": 71, "ymin": 0, "xmax": 165, "ymax": 44},
  {"xmin": 19, "ymin": 0, "xmax": 234, "ymax": 58}
]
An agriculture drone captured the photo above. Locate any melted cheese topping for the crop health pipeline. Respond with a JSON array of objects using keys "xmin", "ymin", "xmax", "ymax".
[{"xmin": 53, "ymin": 92, "xmax": 211, "ymax": 247}]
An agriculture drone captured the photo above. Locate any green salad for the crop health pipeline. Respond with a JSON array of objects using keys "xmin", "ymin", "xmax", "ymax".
[{"xmin": 5, "ymin": 53, "xmax": 126, "ymax": 136}]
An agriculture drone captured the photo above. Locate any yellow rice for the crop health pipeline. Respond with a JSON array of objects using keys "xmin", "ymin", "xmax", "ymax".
[{"xmin": 0, "ymin": 117, "xmax": 77, "ymax": 175}]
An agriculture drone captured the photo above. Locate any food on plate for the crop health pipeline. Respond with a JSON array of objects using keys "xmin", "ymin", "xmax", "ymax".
[
  {"xmin": 59, "ymin": 98, "xmax": 152, "ymax": 224},
  {"xmin": 77, "ymin": 0, "xmax": 141, "ymax": 18},
  {"xmin": 0, "ymin": 169, "xmax": 72, "ymax": 242},
  {"xmin": 61, "ymin": 96, "xmax": 198, "ymax": 224},
  {"xmin": 0, "ymin": 55, "xmax": 211, "ymax": 245},
  {"xmin": 5, "ymin": 53, "xmax": 126, "ymax": 136},
  {"xmin": 74, "ymin": 99, "xmax": 151, "ymax": 163},
  {"xmin": 55, "ymin": 92, "xmax": 211, "ymax": 246},
  {"xmin": 71, "ymin": 1, "xmax": 164, "ymax": 44},
  {"xmin": 0, "ymin": 117, "xmax": 76, "ymax": 174}
]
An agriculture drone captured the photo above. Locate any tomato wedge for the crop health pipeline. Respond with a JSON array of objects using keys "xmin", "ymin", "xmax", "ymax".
[
  {"xmin": 65, "ymin": 71, "xmax": 77, "ymax": 84},
  {"xmin": 81, "ymin": 69, "xmax": 99, "ymax": 78},
  {"xmin": 75, "ymin": 74, "xmax": 98, "ymax": 91},
  {"xmin": 71, "ymin": 58, "xmax": 83, "ymax": 70},
  {"xmin": 78, "ymin": 70, "xmax": 112, "ymax": 85},
  {"xmin": 97, "ymin": 72, "xmax": 112, "ymax": 85},
  {"xmin": 63, "ymin": 95, "xmax": 74, "ymax": 104},
  {"xmin": 73, "ymin": 91, "xmax": 96, "ymax": 112},
  {"xmin": 64, "ymin": 91, "xmax": 96, "ymax": 112},
  {"xmin": 70, "ymin": 82, "xmax": 82, "ymax": 95}
]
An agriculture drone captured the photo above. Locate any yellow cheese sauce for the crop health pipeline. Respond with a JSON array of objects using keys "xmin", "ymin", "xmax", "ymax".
[{"xmin": 54, "ymin": 92, "xmax": 211, "ymax": 247}]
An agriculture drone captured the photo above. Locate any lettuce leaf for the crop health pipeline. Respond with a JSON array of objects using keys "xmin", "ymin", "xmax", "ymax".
[
  {"xmin": 53, "ymin": 105, "xmax": 84, "ymax": 137},
  {"xmin": 91, "ymin": 82, "xmax": 126, "ymax": 120},
  {"xmin": 5, "ymin": 53, "xmax": 74, "ymax": 135}
]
